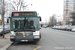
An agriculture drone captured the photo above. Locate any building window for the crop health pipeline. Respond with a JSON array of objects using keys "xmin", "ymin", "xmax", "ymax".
[
  {"xmin": 66, "ymin": 11, "xmax": 68, "ymax": 14},
  {"xmin": 66, "ymin": 9, "xmax": 68, "ymax": 14}
]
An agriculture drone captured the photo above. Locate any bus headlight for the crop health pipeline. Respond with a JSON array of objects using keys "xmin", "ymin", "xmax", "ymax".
[
  {"xmin": 10, "ymin": 31, "xmax": 16, "ymax": 36},
  {"xmin": 33, "ymin": 31, "xmax": 40, "ymax": 35}
]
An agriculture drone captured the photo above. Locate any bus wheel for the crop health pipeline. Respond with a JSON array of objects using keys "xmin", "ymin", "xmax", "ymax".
[{"xmin": 40, "ymin": 34, "xmax": 41, "ymax": 39}]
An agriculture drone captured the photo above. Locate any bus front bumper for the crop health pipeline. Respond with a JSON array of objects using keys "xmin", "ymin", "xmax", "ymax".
[{"xmin": 10, "ymin": 35, "xmax": 40, "ymax": 42}]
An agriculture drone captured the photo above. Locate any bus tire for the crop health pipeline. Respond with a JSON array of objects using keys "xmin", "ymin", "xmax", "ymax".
[
  {"xmin": 34, "ymin": 34, "xmax": 41, "ymax": 42},
  {"xmin": 40, "ymin": 33, "xmax": 41, "ymax": 39}
]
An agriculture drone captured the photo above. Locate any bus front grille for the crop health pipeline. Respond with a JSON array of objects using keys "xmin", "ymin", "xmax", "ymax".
[{"xmin": 16, "ymin": 32, "xmax": 33, "ymax": 36}]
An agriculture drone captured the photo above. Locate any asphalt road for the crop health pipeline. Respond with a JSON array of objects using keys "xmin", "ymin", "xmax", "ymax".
[{"xmin": 7, "ymin": 28, "xmax": 75, "ymax": 50}]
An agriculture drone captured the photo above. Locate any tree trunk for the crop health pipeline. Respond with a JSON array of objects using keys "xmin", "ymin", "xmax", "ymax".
[
  {"xmin": 2, "ymin": 0, "xmax": 5, "ymax": 38},
  {"xmin": 2, "ymin": 15, "xmax": 4, "ymax": 38}
]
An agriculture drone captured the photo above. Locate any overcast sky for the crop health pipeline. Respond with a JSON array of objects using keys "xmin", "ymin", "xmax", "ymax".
[
  {"xmin": 26, "ymin": 0, "xmax": 63, "ymax": 22},
  {"xmin": 3, "ymin": 0, "xmax": 63, "ymax": 23}
]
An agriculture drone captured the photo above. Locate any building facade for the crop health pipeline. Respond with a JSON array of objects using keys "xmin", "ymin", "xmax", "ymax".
[{"xmin": 63, "ymin": 0, "xmax": 75, "ymax": 24}]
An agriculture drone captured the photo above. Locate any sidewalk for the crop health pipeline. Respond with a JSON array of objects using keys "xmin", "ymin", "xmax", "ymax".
[{"xmin": 0, "ymin": 33, "xmax": 12, "ymax": 50}]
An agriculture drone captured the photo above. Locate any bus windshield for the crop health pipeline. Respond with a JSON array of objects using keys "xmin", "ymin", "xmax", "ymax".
[{"xmin": 10, "ymin": 17, "xmax": 39, "ymax": 31}]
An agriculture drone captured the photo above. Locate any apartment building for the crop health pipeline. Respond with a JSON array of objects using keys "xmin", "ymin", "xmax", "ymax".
[{"xmin": 63, "ymin": 0, "xmax": 75, "ymax": 24}]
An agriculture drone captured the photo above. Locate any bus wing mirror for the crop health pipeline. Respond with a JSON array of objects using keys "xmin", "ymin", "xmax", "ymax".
[
  {"xmin": 7, "ymin": 17, "xmax": 10, "ymax": 23},
  {"xmin": 41, "ymin": 24, "xmax": 43, "ymax": 27},
  {"xmin": 7, "ymin": 18, "xmax": 9, "ymax": 23},
  {"xmin": 39, "ymin": 16, "xmax": 42, "ymax": 21}
]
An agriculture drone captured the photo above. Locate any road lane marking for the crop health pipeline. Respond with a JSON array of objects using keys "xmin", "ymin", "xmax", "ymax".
[
  {"xmin": 28, "ymin": 44, "xmax": 42, "ymax": 50},
  {"xmin": 33, "ymin": 46, "xmax": 42, "ymax": 50}
]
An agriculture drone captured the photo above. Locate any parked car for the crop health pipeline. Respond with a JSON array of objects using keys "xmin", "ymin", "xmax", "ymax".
[
  {"xmin": 0, "ymin": 27, "xmax": 3, "ymax": 36},
  {"xmin": 0, "ymin": 25, "xmax": 10, "ymax": 36},
  {"xmin": 71, "ymin": 28, "xmax": 75, "ymax": 32},
  {"xmin": 66, "ymin": 27, "xmax": 72, "ymax": 31},
  {"xmin": 52, "ymin": 27, "xmax": 56, "ymax": 29},
  {"xmin": 55, "ymin": 26, "xmax": 59, "ymax": 29},
  {"xmin": 57, "ymin": 26, "xmax": 61, "ymax": 30},
  {"xmin": 4, "ymin": 25, "xmax": 10, "ymax": 33},
  {"xmin": 60, "ymin": 27, "xmax": 67, "ymax": 30},
  {"xmin": 43, "ymin": 25, "xmax": 47, "ymax": 28},
  {"xmin": 60, "ymin": 27, "xmax": 63, "ymax": 30}
]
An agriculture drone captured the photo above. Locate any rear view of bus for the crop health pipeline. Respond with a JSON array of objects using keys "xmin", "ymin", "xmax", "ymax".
[{"xmin": 10, "ymin": 11, "xmax": 41, "ymax": 42}]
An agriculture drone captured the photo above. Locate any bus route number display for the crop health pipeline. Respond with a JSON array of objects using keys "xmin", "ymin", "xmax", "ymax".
[{"xmin": 12, "ymin": 12, "xmax": 37, "ymax": 17}]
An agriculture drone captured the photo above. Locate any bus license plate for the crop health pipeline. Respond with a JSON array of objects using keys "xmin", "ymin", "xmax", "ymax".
[{"xmin": 21, "ymin": 40, "xmax": 28, "ymax": 42}]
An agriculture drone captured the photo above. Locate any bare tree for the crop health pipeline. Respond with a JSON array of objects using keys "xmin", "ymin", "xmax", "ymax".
[
  {"xmin": 48, "ymin": 14, "xmax": 57, "ymax": 26},
  {"xmin": 1, "ymin": 0, "xmax": 5, "ymax": 38},
  {"xmin": 5, "ymin": 3, "xmax": 16, "ymax": 17},
  {"xmin": 1, "ymin": 1, "xmax": 10, "ymax": 38},
  {"xmin": 1, "ymin": 1, "xmax": 14, "ymax": 38},
  {"xmin": 8, "ymin": 0, "xmax": 32, "ymax": 11}
]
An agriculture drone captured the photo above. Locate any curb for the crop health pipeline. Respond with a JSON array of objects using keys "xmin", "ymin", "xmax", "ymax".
[{"xmin": 0, "ymin": 42, "xmax": 12, "ymax": 50}]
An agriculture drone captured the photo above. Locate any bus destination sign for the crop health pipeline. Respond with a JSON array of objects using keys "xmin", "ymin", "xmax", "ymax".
[{"xmin": 12, "ymin": 12, "xmax": 37, "ymax": 17}]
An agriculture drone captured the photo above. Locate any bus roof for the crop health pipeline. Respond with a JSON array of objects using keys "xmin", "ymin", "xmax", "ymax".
[{"xmin": 12, "ymin": 11, "xmax": 37, "ymax": 13}]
